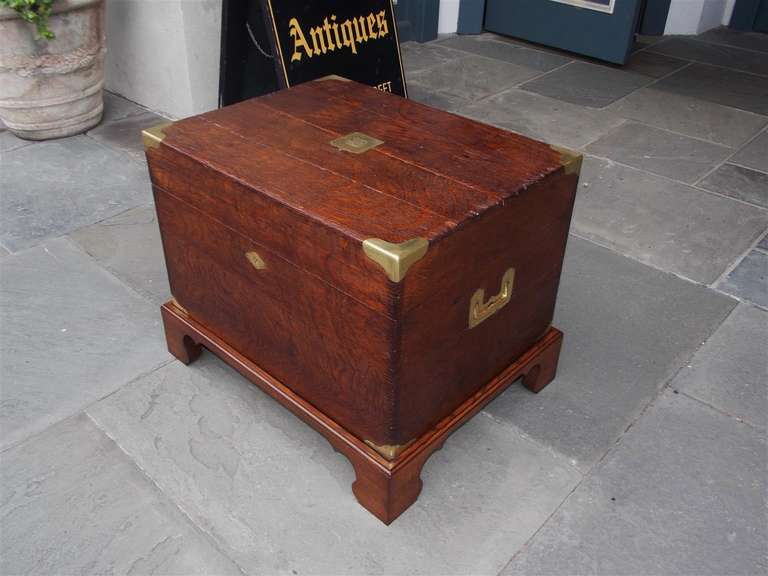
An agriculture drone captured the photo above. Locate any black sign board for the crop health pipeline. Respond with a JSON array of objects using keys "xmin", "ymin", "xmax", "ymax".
[{"xmin": 219, "ymin": 0, "xmax": 407, "ymax": 106}]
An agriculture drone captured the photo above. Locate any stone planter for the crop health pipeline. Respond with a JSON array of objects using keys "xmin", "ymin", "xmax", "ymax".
[{"xmin": 0, "ymin": 0, "xmax": 105, "ymax": 140}]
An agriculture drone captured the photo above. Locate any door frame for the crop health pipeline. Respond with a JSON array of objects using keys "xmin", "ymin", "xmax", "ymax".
[
  {"xmin": 457, "ymin": 0, "xmax": 669, "ymax": 38},
  {"xmin": 395, "ymin": 0, "xmax": 440, "ymax": 42},
  {"xmin": 730, "ymin": 0, "xmax": 765, "ymax": 29}
]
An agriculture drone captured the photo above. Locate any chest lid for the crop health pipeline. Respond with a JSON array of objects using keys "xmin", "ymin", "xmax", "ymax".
[
  {"xmin": 146, "ymin": 76, "xmax": 576, "ymax": 240},
  {"xmin": 144, "ymin": 77, "xmax": 578, "ymax": 314}
]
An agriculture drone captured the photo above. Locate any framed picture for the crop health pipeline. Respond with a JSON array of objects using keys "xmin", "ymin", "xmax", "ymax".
[
  {"xmin": 485, "ymin": 0, "xmax": 642, "ymax": 63},
  {"xmin": 549, "ymin": 0, "xmax": 615, "ymax": 14}
]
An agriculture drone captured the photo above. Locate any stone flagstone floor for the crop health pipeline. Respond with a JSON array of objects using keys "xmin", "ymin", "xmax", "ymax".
[{"xmin": 1, "ymin": 26, "xmax": 767, "ymax": 576}]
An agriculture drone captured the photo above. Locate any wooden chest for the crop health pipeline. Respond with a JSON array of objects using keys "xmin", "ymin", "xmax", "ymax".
[{"xmin": 144, "ymin": 77, "xmax": 580, "ymax": 524}]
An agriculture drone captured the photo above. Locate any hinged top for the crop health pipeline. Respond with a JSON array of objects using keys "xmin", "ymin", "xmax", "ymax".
[
  {"xmin": 145, "ymin": 78, "xmax": 575, "ymax": 244},
  {"xmin": 144, "ymin": 78, "xmax": 579, "ymax": 290}
]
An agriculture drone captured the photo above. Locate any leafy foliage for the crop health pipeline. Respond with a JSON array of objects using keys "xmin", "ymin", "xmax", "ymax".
[{"xmin": 1, "ymin": 0, "xmax": 56, "ymax": 40}]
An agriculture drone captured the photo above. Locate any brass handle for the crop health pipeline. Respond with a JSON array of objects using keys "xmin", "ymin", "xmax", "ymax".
[
  {"xmin": 245, "ymin": 251, "xmax": 266, "ymax": 270},
  {"xmin": 468, "ymin": 268, "xmax": 515, "ymax": 329}
]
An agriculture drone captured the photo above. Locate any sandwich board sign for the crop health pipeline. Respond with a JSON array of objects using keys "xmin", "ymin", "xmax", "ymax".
[{"xmin": 219, "ymin": 0, "xmax": 407, "ymax": 105}]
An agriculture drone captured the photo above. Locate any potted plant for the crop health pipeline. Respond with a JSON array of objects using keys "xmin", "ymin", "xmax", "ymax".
[{"xmin": 0, "ymin": 0, "xmax": 105, "ymax": 140}]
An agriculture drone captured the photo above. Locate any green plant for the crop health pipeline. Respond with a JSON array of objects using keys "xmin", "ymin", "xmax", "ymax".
[{"xmin": 1, "ymin": 0, "xmax": 56, "ymax": 40}]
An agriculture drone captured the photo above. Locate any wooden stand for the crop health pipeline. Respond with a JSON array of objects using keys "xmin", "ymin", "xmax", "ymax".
[{"xmin": 161, "ymin": 300, "xmax": 563, "ymax": 524}]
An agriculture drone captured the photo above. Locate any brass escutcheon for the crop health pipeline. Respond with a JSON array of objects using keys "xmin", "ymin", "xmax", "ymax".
[
  {"xmin": 468, "ymin": 267, "xmax": 515, "ymax": 329},
  {"xmin": 330, "ymin": 132, "xmax": 384, "ymax": 154},
  {"xmin": 245, "ymin": 251, "xmax": 266, "ymax": 270}
]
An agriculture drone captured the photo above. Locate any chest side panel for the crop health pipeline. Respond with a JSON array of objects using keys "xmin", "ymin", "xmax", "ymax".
[
  {"xmin": 148, "ymin": 138, "xmax": 415, "ymax": 317},
  {"xmin": 154, "ymin": 187, "xmax": 398, "ymax": 446},
  {"xmin": 394, "ymin": 170, "xmax": 578, "ymax": 444}
]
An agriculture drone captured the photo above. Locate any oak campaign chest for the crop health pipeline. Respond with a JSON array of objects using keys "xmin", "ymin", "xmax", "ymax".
[{"xmin": 143, "ymin": 77, "xmax": 580, "ymax": 524}]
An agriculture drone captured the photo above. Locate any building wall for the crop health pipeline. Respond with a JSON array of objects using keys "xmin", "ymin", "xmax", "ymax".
[
  {"xmin": 104, "ymin": 0, "xmax": 737, "ymax": 117},
  {"xmin": 105, "ymin": 0, "xmax": 221, "ymax": 119},
  {"xmin": 664, "ymin": 0, "xmax": 734, "ymax": 33},
  {"xmin": 438, "ymin": 0, "xmax": 460, "ymax": 33}
]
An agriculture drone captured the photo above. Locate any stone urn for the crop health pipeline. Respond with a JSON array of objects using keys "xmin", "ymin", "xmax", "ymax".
[{"xmin": 0, "ymin": 0, "xmax": 105, "ymax": 140}]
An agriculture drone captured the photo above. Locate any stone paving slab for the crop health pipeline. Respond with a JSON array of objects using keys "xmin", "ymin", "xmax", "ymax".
[
  {"xmin": 671, "ymin": 303, "xmax": 767, "ymax": 429},
  {"xmin": 501, "ymin": 390, "xmax": 767, "ymax": 576},
  {"xmin": 407, "ymin": 83, "xmax": 467, "ymax": 112},
  {"xmin": 572, "ymin": 156, "xmax": 768, "ymax": 284},
  {"xmin": 648, "ymin": 37, "xmax": 768, "ymax": 76},
  {"xmin": 485, "ymin": 237, "xmax": 736, "ymax": 470},
  {"xmin": 730, "ymin": 130, "xmax": 768, "ymax": 173},
  {"xmin": 608, "ymin": 87, "xmax": 768, "ymax": 148},
  {"xmin": 70, "ymin": 204, "xmax": 171, "ymax": 304},
  {"xmin": 87, "ymin": 354, "xmax": 582, "ymax": 576},
  {"xmin": 520, "ymin": 61, "xmax": 652, "ymax": 108},
  {"xmin": 436, "ymin": 35, "xmax": 571, "ymax": 72},
  {"xmin": 696, "ymin": 26, "xmax": 768, "ymax": 53},
  {"xmin": 458, "ymin": 88, "xmax": 625, "ymax": 150},
  {"xmin": 0, "ymin": 130, "xmax": 30, "ymax": 153},
  {"xmin": 102, "ymin": 91, "xmax": 149, "ymax": 123},
  {"xmin": 400, "ymin": 41, "xmax": 463, "ymax": 74},
  {"xmin": 0, "ymin": 135, "xmax": 152, "ymax": 252},
  {"xmin": 716, "ymin": 249, "xmax": 768, "ymax": 309},
  {"xmin": 619, "ymin": 50, "xmax": 688, "ymax": 78},
  {"xmin": 585, "ymin": 122, "xmax": 733, "ymax": 184},
  {"xmin": 0, "ymin": 237, "xmax": 170, "ymax": 450},
  {"xmin": 407, "ymin": 54, "xmax": 541, "ymax": 102},
  {"xmin": 0, "ymin": 413, "xmax": 242, "ymax": 576},
  {"xmin": 654, "ymin": 63, "xmax": 768, "ymax": 115},
  {"xmin": 698, "ymin": 163, "xmax": 768, "ymax": 208},
  {"xmin": 87, "ymin": 110, "xmax": 166, "ymax": 163}
]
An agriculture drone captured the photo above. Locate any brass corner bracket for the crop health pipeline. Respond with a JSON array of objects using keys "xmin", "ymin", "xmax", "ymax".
[
  {"xmin": 365, "ymin": 439, "xmax": 413, "ymax": 461},
  {"xmin": 142, "ymin": 121, "xmax": 173, "ymax": 150},
  {"xmin": 315, "ymin": 74, "xmax": 352, "ymax": 83},
  {"xmin": 550, "ymin": 145, "xmax": 583, "ymax": 176},
  {"xmin": 362, "ymin": 237, "xmax": 429, "ymax": 283},
  {"xmin": 170, "ymin": 296, "xmax": 189, "ymax": 316}
]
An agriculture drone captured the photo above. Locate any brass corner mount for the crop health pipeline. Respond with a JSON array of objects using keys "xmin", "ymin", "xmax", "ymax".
[
  {"xmin": 142, "ymin": 121, "xmax": 174, "ymax": 150},
  {"xmin": 550, "ymin": 145, "xmax": 583, "ymax": 176},
  {"xmin": 315, "ymin": 74, "xmax": 352, "ymax": 83},
  {"xmin": 362, "ymin": 237, "xmax": 429, "ymax": 283},
  {"xmin": 170, "ymin": 296, "xmax": 189, "ymax": 315},
  {"xmin": 365, "ymin": 439, "xmax": 413, "ymax": 461}
]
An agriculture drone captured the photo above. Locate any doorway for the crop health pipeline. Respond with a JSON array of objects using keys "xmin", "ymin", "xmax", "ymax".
[{"xmin": 483, "ymin": 0, "xmax": 644, "ymax": 64}]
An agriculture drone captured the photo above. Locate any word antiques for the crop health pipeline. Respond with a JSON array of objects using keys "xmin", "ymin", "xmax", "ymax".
[{"xmin": 287, "ymin": 11, "xmax": 391, "ymax": 61}]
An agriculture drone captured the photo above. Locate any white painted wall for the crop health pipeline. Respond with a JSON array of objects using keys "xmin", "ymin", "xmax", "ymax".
[
  {"xmin": 438, "ymin": 0, "xmax": 459, "ymax": 34},
  {"xmin": 105, "ymin": 0, "xmax": 222, "ymax": 119},
  {"xmin": 107, "ymin": 0, "xmax": 735, "ymax": 117},
  {"xmin": 664, "ymin": 0, "xmax": 732, "ymax": 34}
]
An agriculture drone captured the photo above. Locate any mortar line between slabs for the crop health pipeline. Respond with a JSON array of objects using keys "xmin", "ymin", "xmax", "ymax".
[
  {"xmin": 85, "ymin": 411, "xmax": 250, "ymax": 576},
  {"xmin": 496, "ymin": 294, "xmax": 742, "ymax": 574},
  {"xmin": 693, "ymin": 124, "xmax": 768, "ymax": 187},
  {"xmin": 0, "ymin": 357, "xmax": 176, "ymax": 456},
  {"xmin": 581, "ymin": 151, "xmax": 768, "ymax": 212},
  {"xmin": 709, "ymin": 228, "xmax": 768, "ymax": 289}
]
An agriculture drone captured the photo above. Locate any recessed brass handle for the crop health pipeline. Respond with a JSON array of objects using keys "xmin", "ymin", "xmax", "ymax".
[
  {"xmin": 245, "ymin": 251, "xmax": 266, "ymax": 270},
  {"xmin": 468, "ymin": 268, "xmax": 515, "ymax": 329}
]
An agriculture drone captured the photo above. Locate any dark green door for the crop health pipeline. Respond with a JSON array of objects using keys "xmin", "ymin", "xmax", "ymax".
[
  {"xmin": 755, "ymin": 0, "xmax": 768, "ymax": 31},
  {"xmin": 484, "ymin": 0, "xmax": 643, "ymax": 64},
  {"xmin": 394, "ymin": 0, "xmax": 439, "ymax": 42},
  {"xmin": 731, "ymin": 0, "xmax": 768, "ymax": 30}
]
